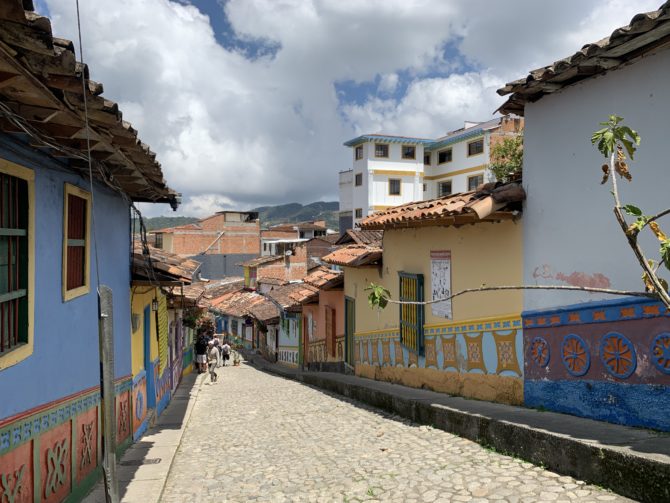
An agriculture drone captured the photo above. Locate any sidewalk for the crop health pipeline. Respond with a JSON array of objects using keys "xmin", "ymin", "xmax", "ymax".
[
  {"xmin": 83, "ymin": 371, "xmax": 206, "ymax": 503},
  {"xmin": 244, "ymin": 352, "xmax": 670, "ymax": 503}
]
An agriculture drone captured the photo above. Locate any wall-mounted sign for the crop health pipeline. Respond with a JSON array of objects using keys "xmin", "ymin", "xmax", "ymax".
[{"xmin": 430, "ymin": 250, "xmax": 452, "ymax": 319}]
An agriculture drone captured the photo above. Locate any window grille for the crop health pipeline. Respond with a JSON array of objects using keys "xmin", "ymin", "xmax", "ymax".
[
  {"xmin": 0, "ymin": 173, "xmax": 28, "ymax": 355},
  {"xmin": 468, "ymin": 174, "xmax": 484, "ymax": 191},
  {"xmin": 402, "ymin": 146, "xmax": 415, "ymax": 159},
  {"xmin": 399, "ymin": 272, "xmax": 424, "ymax": 355},
  {"xmin": 389, "ymin": 179, "xmax": 401, "ymax": 195},
  {"xmin": 438, "ymin": 149, "xmax": 452, "ymax": 164},
  {"xmin": 375, "ymin": 144, "xmax": 388, "ymax": 157},
  {"xmin": 468, "ymin": 139, "xmax": 484, "ymax": 156}
]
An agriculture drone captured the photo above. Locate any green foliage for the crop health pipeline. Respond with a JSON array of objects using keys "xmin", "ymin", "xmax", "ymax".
[
  {"xmin": 489, "ymin": 135, "xmax": 523, "ymax": 183},
  {"xmin": 133, "ymin": 216, "xmax": 199, "ymax": 232},
  {"xmin": 591, "ymin": 115, "xmax": 640, "ymax": 159},
  {"xmin": 660, "ymin": 240, "xmax": 670, "ymax": 272},
  {"xmin": 366, "ymin": 283, "xmax": 390, "ymax": 310},
  {"xmin": 252, "ymin": 201, "xmax": 340, "ymax": 229},
  {"xmin": 622, "ymin": 204, "xmax": 642, "ymax": 217}
]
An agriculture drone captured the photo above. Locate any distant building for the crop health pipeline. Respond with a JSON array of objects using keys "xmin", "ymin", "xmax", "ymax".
[
  {"xmin": 339, "ymin": 117, "xmax": 523, "ymax": 229},
  {"xmin": 151, "ymin": 211, "xmax": 260, "ymax": 278},
  {"xmin": 261, "ymin": 220, "xmax": 331, "ymax": 255}
]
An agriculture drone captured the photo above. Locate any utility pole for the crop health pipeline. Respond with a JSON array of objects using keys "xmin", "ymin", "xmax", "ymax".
[{"xmin": 99, "ymin": 285, "xmax": 119, "ymax": 503}]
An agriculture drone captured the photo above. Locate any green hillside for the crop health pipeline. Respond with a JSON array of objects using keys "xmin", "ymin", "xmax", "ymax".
[{"xmin": 137, "ymin": 201, "xmax": 339, "ymax": 232}]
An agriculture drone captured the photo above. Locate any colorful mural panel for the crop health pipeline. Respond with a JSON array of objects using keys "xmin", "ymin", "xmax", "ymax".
[{"xmin": 523, "ymin": 298, "xmax": 670, "ymax": 431}]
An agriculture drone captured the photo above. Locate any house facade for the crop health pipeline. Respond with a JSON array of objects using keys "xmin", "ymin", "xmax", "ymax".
[
  {"xmin": 498, "ymin": 4, "xmax": 670, "ymax": 431},
  {"xmin": 325, "ymin": 185, "xmax": 526, "ymax": 404},
  {"xmin": 0, "ymin": 2, "xmax": 178, "ymax": 501},
  {"xmin": 339, "ymin": 117, "xmax": 523, "ymax": 229},
  {"xmin": 152, "ymin": 211, "xmax": 260, "ymax": 278},
  {"xmin": 301, "ymin": 267, "xmax": 345, "ymax": 371}
]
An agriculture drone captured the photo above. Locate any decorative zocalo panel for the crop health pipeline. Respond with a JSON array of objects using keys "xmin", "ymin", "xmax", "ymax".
[{"xmin": 523, "ymin": 298, "xmax": 670, "ymax": 431}]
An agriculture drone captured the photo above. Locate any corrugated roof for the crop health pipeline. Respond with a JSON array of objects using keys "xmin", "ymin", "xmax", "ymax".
[
  {"xmin": 0, "ymin": 1, "xmax": 177, "ymax": 205},
  {"xmin": 359, "ymin": 183, "xmax": 525, "ymax": 230},
  {"xmin": 497, "ymin": 2, "xmax": 670, "ymax": 115},
  {"xmin": 322, "ymin": 245, "xmax": 383, "ymax": 268},
  {"xmin": 239, "ymin": 255, "xmax": 282, "ymax": 268},
  {"xmin": 335, "ymin": 230, "xmax": 383, "ymax": 247},
  {"xmin": 344, "ymin": 134, "xmax": 434, "ymax": 147}
]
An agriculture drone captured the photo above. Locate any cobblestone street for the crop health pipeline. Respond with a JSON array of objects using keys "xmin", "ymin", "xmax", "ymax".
[{"xmin": 160, "ymin": 363, "xmax": 632, "ymax": 503}]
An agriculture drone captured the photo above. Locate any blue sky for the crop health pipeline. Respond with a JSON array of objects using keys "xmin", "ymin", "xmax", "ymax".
[{"xmin": 41, "ymin": 0, "xmax": 662, "ymax": 216}]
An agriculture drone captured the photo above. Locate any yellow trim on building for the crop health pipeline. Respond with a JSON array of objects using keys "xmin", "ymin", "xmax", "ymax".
[
  {"xmin": 354, "ymin": 313, "xmax": 522, "ymax": 339},
  {"xmin": 371, "ymin": 169, "xmax": 420, "ymax": 177},
  {"xmin": 62, "ymin": 183, "xmax": 92, "ymax": 302},
  {"xmin": 423, "ymin": 164, "xmax": 487, "ymax": 181},
  {"xmin": 0, "ymin": 159, "xmax": 35, "ymax": 370}
]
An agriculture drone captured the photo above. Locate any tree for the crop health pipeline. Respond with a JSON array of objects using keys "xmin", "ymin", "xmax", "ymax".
[
  {"xmin": 489, "ymin": 135, "xmax": 523, "ymax": 183},
  {"xmin": 367, "ymin": 116, "xmax": 670, "ymax": 310}
]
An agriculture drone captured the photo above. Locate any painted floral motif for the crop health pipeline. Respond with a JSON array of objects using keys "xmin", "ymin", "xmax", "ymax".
[
  {"xmin": 424, "ymin": 338, "xmax": 438, "ymax": 368},
  {"xmin": 441, "ymin": 337, "xmax": 457, "ymax": 368},
  {"xmin": 393, "ymin": 340, "xmax": 404, "ymax": 366},
  {"xmin": 381, "ymin": 340, "xmax": 391, "ymax": 366},
  {"xmin": 651, "ymin": 332, "xmax": 670, "ymax": 375},
  {"xmin": 561, "ymin": 334, "xmax": 590, "ymax": 377},
  {"xmin": 599, "ymin": 332, "xmax": 637, "ymax": 379},
  {"xmin": 530, "ymin": 337, "xmax": 550, "ymax": 367},
  {"xmin": 80, "ymin": 422, "xmax": 94, "ymax": 469},
  {"xmin": 44, "ymin": 439, "xmax": 68, "ymax": 498},
  {"xmin": 467, "ymin": 342, "xmax": 481, "ymax": 363},
  {"xmin": 118, "ymin": 399, "xmax": 129, "ymax": 438},
  {"xmin": 0, "ymin": 465, "xmax": 25, "ymax": 503},
  {"xmin": 498, "ymin": 341, "xmax": 514, "ymax": 365}
]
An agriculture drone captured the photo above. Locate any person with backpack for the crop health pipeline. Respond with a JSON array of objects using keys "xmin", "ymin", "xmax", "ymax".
[
  {"xmin": 195, "ymin": 333, "xmax": 208, "ymax": 373},
  {"xmin": 221, "ymin": 340, "xmax": 231, "ymax": 366}
]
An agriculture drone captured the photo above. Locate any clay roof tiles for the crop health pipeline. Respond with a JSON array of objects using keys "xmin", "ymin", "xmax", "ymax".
[
  {"xmin": 359, "ymin": 183, "xmax": 525, "ymax": 230},
  {"xmin": 0, "ymin": 1, "xmax": 178, "ymax": 205},
  {"xmin": 302, "ymin": 266, "xmax": 343, "ymax": 290},
  {"xmin": 322, "ymin": 244, "xmax": 383, "ymax": 268},
  {"xmin": 132, "ymin": 242, "xmax": 200, "ymax": 283},
  {"xmin": 497, "ymin": 2, "xmax": 670, "ymax": 115},
  {"xmin": 265, "ymin": 282, "xmax": 319, "ymax": 310}
]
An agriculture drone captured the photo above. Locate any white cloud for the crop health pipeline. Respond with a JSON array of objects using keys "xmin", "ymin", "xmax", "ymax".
[{"xmin": 43, "ymin": 0, "xmax": 662, "ymax": 217}]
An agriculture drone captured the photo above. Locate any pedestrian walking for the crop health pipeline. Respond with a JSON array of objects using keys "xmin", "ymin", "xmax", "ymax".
[
  {"xmin": 195, "ymin": 333, "xmax": 208, "ymax": 373},
  {"xmin": 207, "ymin": 340, "xmax": 219, "ymax": 383},
  {"xmin": 221, "ymin": 341, "xmax": 231, "ymax": 366}
]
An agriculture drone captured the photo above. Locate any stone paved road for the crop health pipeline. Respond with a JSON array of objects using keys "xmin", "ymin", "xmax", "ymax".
[{"xmin": 160, "ymin": 363, "xmax": 633, "ymax": 502}]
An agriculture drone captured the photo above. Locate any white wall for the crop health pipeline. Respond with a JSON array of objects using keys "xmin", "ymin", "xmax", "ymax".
[
  {"xmin": 339, "ymin": 169, "xmax": 353, "ymax": 212},
  {"xmin": 523, "ymin": 47, "xmax": 670, "ymax": 311}
]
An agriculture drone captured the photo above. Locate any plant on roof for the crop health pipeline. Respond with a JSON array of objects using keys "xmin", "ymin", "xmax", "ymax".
[
  {"xmin": 489, "ymin": 134, "xmax": 523, "ymax": 183},
  {"xmin": 367, "ymin": 116, "xmax": 670, "ymax": 311}
]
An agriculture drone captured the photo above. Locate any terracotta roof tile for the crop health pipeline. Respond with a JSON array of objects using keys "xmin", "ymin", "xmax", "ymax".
[
  {"xmin": 497, "ymin": 3, "xmax": 670, "ymax": 115},
  {"xmin": 303, "ymin": 266, "xmax": 343, "ymax": 290},
  {"xmin": 322, "ymin": 245, "xmax": 382, "ymax": 267},
  {"xmin": 239, "ymin": 255, "xmax": 282, "ymax": 267},
  {"xmin": 132, "ymin": 242, "xmax": 200, "ymax": 282},
  {"xmin": 266, "ymin": 282, "xmax": 319, "ymax": 310},
  {"xmin": 335, "ymin": 230, "xmax": 383, "ymax": 247},
  {"xmin": 359, "ymin": 183, "xmax": 525, "ymax": 230}
]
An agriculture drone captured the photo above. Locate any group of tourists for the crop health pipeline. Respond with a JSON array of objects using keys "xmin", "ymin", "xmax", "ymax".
[{"xmin": 194, "ymin": 332, "xmax": 233, "ymax": 383}]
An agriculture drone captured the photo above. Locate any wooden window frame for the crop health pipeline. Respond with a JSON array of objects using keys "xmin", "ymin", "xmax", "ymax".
[
  {"xmin": 355, "ymin": 208, "xmax": 363, "ymax": 219},
  {"xmin": 467, "ymin": 138, "xmax": 484, "ymax": 157},
  {"xmin": 374, "ymin": 143, "xmax": 389, "ymax": 158},
  {"xmin": 438, "ymin": 148, "xmax": 452, "ymax": 164},
  {"xmin": 438, "ymin": 180, "xmax": 452, "ymax": 197},
  {"xmin": 354, "ymin": 173, "xmax": 363, "ymax": 186},
  {"xmin": 399, "ymin": 272, "xmax": 424, "ymax": 355},
  {"xmin": 62, "ymin": 183, "xmax": 91, "ymax": 302},
  {"xmin": 401, "ymin": 145, "xmax": 416, "ymax": 160},
  {"xmin": 467, "ymin": 174, "xmax": 484, "ymax": 191},
  {"xmin": 355, "ymin": 145, "xmax": 363, "ymax": 160},
  {"xmin": 0, "ymin": 159, "xmax": 35, "ymax": 369},
  {"xmin": 388, "ymin": 178, "xmax": 401, "ymax": 196}
]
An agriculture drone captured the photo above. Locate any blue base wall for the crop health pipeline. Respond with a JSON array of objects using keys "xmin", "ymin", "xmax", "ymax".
[{"xmin": 525, "ymin": 380, "xmax": 670, "ymax": 431}]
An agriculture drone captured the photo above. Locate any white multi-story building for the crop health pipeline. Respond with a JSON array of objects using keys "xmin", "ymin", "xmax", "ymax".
[{"xmin": 339, "ymin": 116, "xmax": 523, "ymax": 229}]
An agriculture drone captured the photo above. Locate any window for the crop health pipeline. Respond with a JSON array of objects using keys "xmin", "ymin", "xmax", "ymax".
[
  {"xmin": 354, "ymin": 173, "xmax": 363, "ymax": 186},
  {"xmin": 63, "ymin": 184, "xmax": 91, "ymax": 301},
  {"xmin": 467, "ymin": 138, "xmax": 484, "ymax": 156},
  {"xmin": 468, "ymin": 174, "xmax": 484, "ymax": 191},
  {"xmin": 438, "ymin": 149, "xmax": 452, "ymax": 164},
  {"xmin": 423, "ymin": 183, "xmax": 427, "ymax": 192},
  {"xmin": 388, "ymin": 179, "xmax": 401, "ymax": 196},
  {"xmin": 375, "ymin": 144, "xmax": 389, "ymax": 158},
  {"xmin": 154, "ymin": 233, "xmax": 163, "ymax": 249},
  {"xmin": 423, "ymin": 153, "xmax": 430, "ymax": 165},
  {"xmin": 355, "ymin": 208, "xmax": 363, "ymax": 219},
  {"xmin": 0, "ymin": 162, "xmax": 34, "ymax": 364},
  {"xmin": 355, "ymin": 145, "xmax": 363, "ymax": 160},
  {"xmin": 402, "ymin": 145, "xmax": 415, "ymax": 159},
  {"xmin": 399, "ymin": 272, "xmax": 424, "ymax": 355},
  {"xmin": 438, "ymin": 181, "xmax": 452, "ymax": 197}
]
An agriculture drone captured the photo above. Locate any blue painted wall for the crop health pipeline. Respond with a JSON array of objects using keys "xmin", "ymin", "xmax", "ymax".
[{"xmin": 0, "ymin": 134, "xmax": 132, "ymax": 419}]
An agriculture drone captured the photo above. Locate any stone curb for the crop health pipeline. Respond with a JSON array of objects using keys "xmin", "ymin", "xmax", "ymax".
[{"xmin": 247, "ymin": 354, "xmax": 669, "ymax": 503}]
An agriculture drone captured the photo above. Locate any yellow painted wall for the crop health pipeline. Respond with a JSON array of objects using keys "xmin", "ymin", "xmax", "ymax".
[
  {"xmin": 345, "ymin": 220, "xmax": 523, "ymax": 334},
  {"xmin": 130, "ymin": 286, "xmax": 160, "ymax": 375}
]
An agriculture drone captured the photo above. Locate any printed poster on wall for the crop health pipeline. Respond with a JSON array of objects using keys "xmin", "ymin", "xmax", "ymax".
[{"xmin": 431, "ymin": 250, "xmax": 452, "ymax": 318}]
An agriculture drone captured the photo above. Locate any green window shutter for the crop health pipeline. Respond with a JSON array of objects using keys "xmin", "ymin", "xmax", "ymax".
[{"xmin": 398, "ymin": 272, "xmax": 424, "ymax": 355}]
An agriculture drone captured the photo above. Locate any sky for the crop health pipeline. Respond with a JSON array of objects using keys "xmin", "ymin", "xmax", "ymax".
[{"xmin": 35, "ymin": 0, "xmax": 661, "ymax": 217}]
